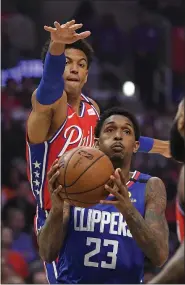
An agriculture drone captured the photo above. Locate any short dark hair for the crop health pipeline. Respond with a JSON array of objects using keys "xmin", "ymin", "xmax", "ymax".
[
  {"xmin": 95, "ymin": 107, "xmax": 140, "ymax": 140},
  {"xmin": 41, "ymin": 39, "xmax": 94, "ymax": 68}
]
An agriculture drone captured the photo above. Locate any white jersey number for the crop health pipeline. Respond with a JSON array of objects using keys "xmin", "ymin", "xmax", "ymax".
[{"xmin": 84, "ymin": 237, "xmax": 118, "ymax": 269}]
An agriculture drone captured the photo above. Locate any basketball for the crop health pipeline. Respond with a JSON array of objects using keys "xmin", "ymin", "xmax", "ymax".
[{"xmin": 57, "ymin": 146, "xmax": 114, "ymax": 208}]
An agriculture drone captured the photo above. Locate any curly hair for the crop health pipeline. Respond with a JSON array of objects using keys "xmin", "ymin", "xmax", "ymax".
[
  {"xmin": 95, "ymin": 107, "xmax": 140, "ymax": 140},
  {"xmin": 41, "ymin": 39, "xmax": 94, "ymax": 68}
]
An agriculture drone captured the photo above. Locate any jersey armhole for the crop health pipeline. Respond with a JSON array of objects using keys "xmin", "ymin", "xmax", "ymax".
[{"xmin": 176, "ymin": 198, "xmax": 185, "ymax": 216}]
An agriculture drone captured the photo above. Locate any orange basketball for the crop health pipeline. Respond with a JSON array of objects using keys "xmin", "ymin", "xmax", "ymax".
[{"xmin": 57, "ymin": 146, "xmax": 114, "ymax": 208}]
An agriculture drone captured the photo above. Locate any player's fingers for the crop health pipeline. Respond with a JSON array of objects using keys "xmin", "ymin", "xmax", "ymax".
[
  {"xmin": 51, "ymin": 158, "xmax": 59, "ymax": 167},
  {"xmin": 99, "ymin": 199, "xmax": 118, "ymax": 206},
  {"xmin": 113, "ymin": 176, "xmax": 126, "ymax": 196},
  {"xmin": 44, "ymin": 26, "xmax": 56, "ymax": 32},
  {"xmin": 114, "ymin": 169, "xmax": 126, "ymax": 195},
  {"xmin": 105, "ymin": 184, "xmax": 122, "ymax": 200},
  {"xmin": 47, "ymin": 163, "xmax": 59, "ymax": 179},
  {"xmin": 65, "ymin": 19, "xmax": 75, "ymax": 28},
  {"xmin": 75, "ymin": 31, "xmax": 91, "ymax": 40},
  {"xmin": 54, "ymin": 185, "xmax": 63, "ymax": 195},
  {"xmin": 117, "ymin": 168, "xmax": 126, "ymax": 185},
  {"xmin": 48, "ymin": 170, "xmax": 60, "ymax": 186},
  {"xmin": 69, "ymin": 23, "xmax": 83, "ymax": 32},
  {"xmin": 54, "ymin": 21, "xmax": 61, "ymax": 30}
]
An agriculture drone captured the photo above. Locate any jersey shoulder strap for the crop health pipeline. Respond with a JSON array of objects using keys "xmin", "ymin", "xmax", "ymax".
[
  {"xmin": 81, "ymin": 94, "xmax": 93, "ymax": 105},
  {"xmin": 130, "ymin": 173, "xmax": 151, "ymax": 184}
]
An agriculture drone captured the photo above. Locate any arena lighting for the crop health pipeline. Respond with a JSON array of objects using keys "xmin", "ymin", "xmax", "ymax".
[
  {"xmin": 122, "ymin": 81, "xmax": 135, "ymax": 97},
  {"xmin": 1, "ymin": 60, "xmax": 43, "ymax": 86}
]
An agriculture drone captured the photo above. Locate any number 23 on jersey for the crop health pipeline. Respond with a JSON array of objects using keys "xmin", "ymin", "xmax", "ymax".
[{"xmin": 84, "ymin": 237, "xmax": 118, "ymax": 269}]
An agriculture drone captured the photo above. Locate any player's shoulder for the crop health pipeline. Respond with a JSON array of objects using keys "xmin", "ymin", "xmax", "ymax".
[
  {"xmin": 137, "ymin": 172, "xmax": 152, "ymax": 183},
  {"xmin": 81, "ymin": 94, "xmax": 100, "ymax": 115},
  {"xmin": 88, "ymin": 98, "xmax": 100, "ymax": 114},
  {"xmin": 145, "ymin": 176, "xmax": 166, "ymax": 201},
  {"xmin": 137, "ymin": 173, "xmax": 166, "ymax": 193},
  {"xmin": 147, "ymin": 176, "xmax": 165, "ymax": 186}
]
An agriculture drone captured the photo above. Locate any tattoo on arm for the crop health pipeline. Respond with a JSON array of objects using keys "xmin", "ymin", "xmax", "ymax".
[
  {"xmin": 38, "ymin": 202, "xmax": 70, "ymax": 262},
  {"xmin": 124, "ymin": 177, "xmax": 169, "ymax": 266},
  {"xmin": 149, "ymin": 241, "xmax": 185, "ymax": 283},
  {"xmin": 144, "ymin": 178, "xmax": 169, "ymax": 263}
]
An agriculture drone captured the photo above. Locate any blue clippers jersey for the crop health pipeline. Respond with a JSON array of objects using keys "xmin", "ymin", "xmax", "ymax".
[{"xmin": 56, "ymin": 171, "xmax": 151, "ymax": 284}]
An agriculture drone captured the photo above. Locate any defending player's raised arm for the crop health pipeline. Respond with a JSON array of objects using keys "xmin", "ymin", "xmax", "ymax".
[
  {"xmin": 27, "ymin": 20, "xmax": 91, "ymax": 144},
  {"xmin": 138, "ymin": 137, "xmax": 171, "ymax": 158}
]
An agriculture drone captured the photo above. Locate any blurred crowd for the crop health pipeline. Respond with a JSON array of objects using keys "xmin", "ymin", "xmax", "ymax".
[{"xmin": 1, "ymin": 0, "xmax": 184, "ymax": 283}]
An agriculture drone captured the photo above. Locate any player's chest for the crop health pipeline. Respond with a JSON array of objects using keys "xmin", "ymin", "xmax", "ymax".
[
  {"xmin": 71, "ymin": 194, "xmax": 144, "ymax": 237},
  {"xmin": 57, "ymin": 109, "xmax": 97, "ymax": 151}
]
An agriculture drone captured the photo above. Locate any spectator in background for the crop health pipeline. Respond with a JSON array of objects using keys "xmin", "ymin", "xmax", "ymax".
[
  {"xmin": 2, "ymin": 275, "xmax": 25, "ymax": 284},
  {"xmin": 131, "ymin": 8, "xmax": 161, "ymax": 109},
  {"xmin": 72, "ymin": 0, "xmax": 98, "ymax": 44},
  {"xmin": 17, "ymin": 77, "xmax": 34, "ymax": 109},
  {"xmin": 1, "ymin": 256, "xmax": 24, "ymax": 284},
  {"xmin": 1, "ymin": 79, "xmax": 23, "ymax": 131},
  {"xmin": 2, "ymin": 181, "xmax": 36, "ymax": 232},
  {"xmin": 6, "ymin": 12, "xmax": 37, "ymax": 58},
  {"xmin": 2, "ymin": 79, "xmax": 20, "ymax": 110},
  {"xmin": 27, "ymin": 260, "xmax": 48, "ymax": 284},
  {"xmin": 32, "ymin": 270, "xmax": 48, "ymax": 284},
  {"xmin": 3, "ymin": 208, "xmax": 38, "ymax": 263},
  {"xmin": 93, "ymin": 13, "xmax": 125, "ymax": 66},
  {"xmin": 2, "ymin": 227, "xmax": 29, "ymax": 280}
]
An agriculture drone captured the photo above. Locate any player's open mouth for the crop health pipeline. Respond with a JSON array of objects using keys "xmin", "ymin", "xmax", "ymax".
[{"xmin": 67, "ymin": 78, "xmax": 80, "ymax": 82}]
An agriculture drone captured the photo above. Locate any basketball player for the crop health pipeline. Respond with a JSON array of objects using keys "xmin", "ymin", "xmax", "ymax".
[
  {"xmin": 39, "ymin": 107, "xmax": 169, "ymax": 284},
  {"xmin": 148, "ymin": 98, "xmax": 185, "ymax": 284},
  {"xmin": 26, "ymin": 20, "xmax": 170, "ymax": 282}
]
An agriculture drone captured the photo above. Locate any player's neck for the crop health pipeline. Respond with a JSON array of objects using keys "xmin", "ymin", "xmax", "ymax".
[
  {"xmin": 112, "ymin": 158, "xmax": 131, "ymax": 183},
  {"xmin": 67, "ymin": 92, "xmax": 81, "ymax": 114},
  {"xmin": 120, "ymin": 164, "xmax": 131, "ymax": 184}
]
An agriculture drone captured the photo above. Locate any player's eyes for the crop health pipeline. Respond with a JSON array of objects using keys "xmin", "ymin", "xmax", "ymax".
[
  {"xmin": 66, "ymin": 60, "xmax": 69, "ymax": 65},
  {"xmin": 106, "ymin": 128, "xmax": 114, "ymax": 133},
  {"xmin": 123, "ymin": 129, "xmax": 131, "ymax": 135},
  {"xmin": 79, "ymin": 63, "xmax": 85, "ymax": 68}
]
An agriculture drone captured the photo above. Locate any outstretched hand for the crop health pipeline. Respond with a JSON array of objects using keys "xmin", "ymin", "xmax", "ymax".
[
  {"xmin": 44, "ymin": 19, "xmax": 91, "ymax": 44},
  {"xmin": 100, "ymin": 168, "xmax": 132, "ymax": 213}
]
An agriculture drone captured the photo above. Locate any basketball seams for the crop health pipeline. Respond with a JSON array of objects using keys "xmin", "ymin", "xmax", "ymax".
[
  {"xmin": 57, "ymin": 147, "xmax": 114, "ymax": 207},
  {"xmin": 65, "ymin": 153, "xmax": 105, "ymax": 187},
  {"xmin": 60, "ymin": 148, "xmax": 82, "ymax": 205},
  {"xmin": 63, "ymin": 197, "xmax": 101, "ymax": 205},
  {"xmin": 61, "ymin": 172, "xmax": 111, "ymax": 195}
]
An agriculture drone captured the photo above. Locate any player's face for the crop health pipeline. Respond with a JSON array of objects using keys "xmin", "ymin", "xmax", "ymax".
[
  {"xmin": 170, "ymin": 99, "xmax": 185, "ymax": 162},
  {"xmin": 63, "ymin": 48, "xmax": 88, "ymax": 94},
  {"xmin": 96, "ymin": 115, "xmax": 140, "ymax": 166}
]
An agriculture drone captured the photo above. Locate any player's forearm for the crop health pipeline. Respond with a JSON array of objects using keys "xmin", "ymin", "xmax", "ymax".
[
  {"xmin": 148, "ymin": 241, "xmax": 185, "ymax": 283},
  {"xmin": 36, "ymin": 41, "xmax": 65, "ymax": 106},
  {"xmin": 149, "ymin": 139, "xmax": 170, "ymax": 157},
  {"xmin": 38, "ymin": 209, "xmax": 64, "ymax": 263},
  {"xmin": 122, "ymin": 203, "xmax": 167, "ymax": 267},
  {"xmin": 49, "ymin": 40, "xmax": 65, "ymax": 55},
  {"xmin": 138, "ymin": 137, "xmax": 170, "ymax": 158}
]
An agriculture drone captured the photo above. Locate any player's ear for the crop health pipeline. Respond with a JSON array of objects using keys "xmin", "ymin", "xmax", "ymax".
[
  {"xmin": 94, "ymin": 138, "xmax": 100, "ymax": 149},
  {"xmin": 133, "ymin": 141, "xmax": 140, "ymax": 153},
  {"xmin": 84, "ymin": 70, "xmax": 88, "ymax": 84}
]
